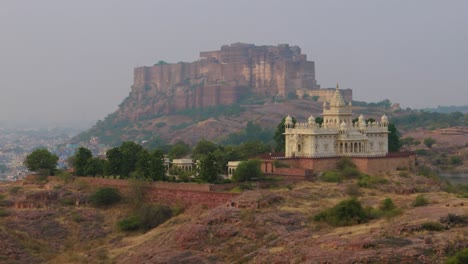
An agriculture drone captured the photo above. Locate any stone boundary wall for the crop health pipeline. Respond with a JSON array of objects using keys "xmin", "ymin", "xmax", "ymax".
[
  {"xmin": 32, "ymin": 176, "xmax": 238, "ymax": 208},
  {"xmin": 261, "ymin": 153, "xmax": 415, "ymax": 176}
]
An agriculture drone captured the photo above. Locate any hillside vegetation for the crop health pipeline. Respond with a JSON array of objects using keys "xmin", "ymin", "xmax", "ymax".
[{"xmin": 0, "ymin": 168, "xmax": 467, "ymax": 263}]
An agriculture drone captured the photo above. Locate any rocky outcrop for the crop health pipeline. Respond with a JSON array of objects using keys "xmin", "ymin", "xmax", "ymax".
[{"xmin": 118, "ymin": 43, "xmax": 319, "ymax": 120}]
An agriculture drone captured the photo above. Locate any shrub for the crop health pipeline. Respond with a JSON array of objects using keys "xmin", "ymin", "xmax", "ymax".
[
  {"xmin": 138, "ymin": 204, "xmax": 173, "ymax": 231},
  {"xmin": 345, "ymin": 184, "xmax": 361, "ymax": 197},
  {"xmin": 313, "ymin": 198, "xmax": 369, "ymax": 226},
  {"xmin": 358, "ymin": 174, "xmax": 388, "ymax": 188},
  {"xmin": 90, "ymin": 187, "xmax": 122, "ymax": 207},
  {"xmin": 415, "ymin": 149, "xmax": 429, "ymax": 156},
  {"xmin": 0, "ymin": 208, "xmax": 9, "ymax": 217},
  {"xmin": 320, "ymin": 171, "xmax": 343, "ymax": 182},
  {"xmin": 118, "ymin": 215, "xmax": 141, "ymax": 231},
  {"xmin": 118, "ymin": 204, "xmax": 173, "ymax": 232},
  {"xmin": 9, "ymin": 186, "xmax": 21, "ymax": 194},
  {"xmin": 336, "ymin": 158, "xmax": 356, "ymax": 170},
  {"xmin": 341, "ymin": 167, "xmax": 361, "ymax": 178},
  {"xmin": 445, "ymin": 248, "xmax": 468, "ymax": 264},
  {"xmin": 380, "ymin": 198, "xmax": 396, "ymax": 211},
  {"xmin": 413, "ymin": 195, "xmax": 429, "ymax": 207},
  {"xmin": 421, "ymin": 221, "xmax": 444, "ymax": 231}
]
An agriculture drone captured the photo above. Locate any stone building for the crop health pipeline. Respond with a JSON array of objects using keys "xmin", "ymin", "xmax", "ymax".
[{"xmin": 284, "ymin": 85, "xmax": 389, "ymax": 158}]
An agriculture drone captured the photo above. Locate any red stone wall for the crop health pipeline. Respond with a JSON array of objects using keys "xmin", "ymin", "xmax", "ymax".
[
  {"xmin": 263, "ymin": 154, "xmax": 415, "ymax": 176},
  {"xmin": 128, "ymin": 43, "xmax": 320, "ymax": 117},
  {"xmin": 41, "ymin": 176, "xmax": 238, "ymax": 208}
]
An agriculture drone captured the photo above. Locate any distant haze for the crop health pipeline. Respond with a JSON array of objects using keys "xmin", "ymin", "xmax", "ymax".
[{"xmin": 1, "ymin": 0, "xmax": 467, "ymax": 128}]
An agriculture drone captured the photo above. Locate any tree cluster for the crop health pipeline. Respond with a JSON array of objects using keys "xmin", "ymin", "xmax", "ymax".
[{"xmin": 24, "ymin": 148, "xmax": 59, "ymax": 176}]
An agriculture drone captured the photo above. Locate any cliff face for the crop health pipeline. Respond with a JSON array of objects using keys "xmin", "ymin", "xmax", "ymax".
[{"xmin": 118, "ymin": 43, "xmax": 319, "ymax": 120}]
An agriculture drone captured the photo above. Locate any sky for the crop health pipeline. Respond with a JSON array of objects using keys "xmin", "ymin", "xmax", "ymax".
[{"xmin": 0, "ymin": 0, "xmax": 467, "ymax": 128}]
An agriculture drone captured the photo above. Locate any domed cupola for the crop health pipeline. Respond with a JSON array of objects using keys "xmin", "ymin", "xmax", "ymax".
[
  {"xmin": 358, "ymin": 114, "xmax": 365, "ymax": 122},
  {"xmin": 340, "ymin": 121, "xmax": 347, "ymax": 131},
  {"xmin": 308, "ymin": 115, "xmax": 315, "ymax": 125},
  {"xmin": 381, "ymin": 114, "xmax": 388, "ymax": 125},
  {"xmin": 285, "ymin": 115, "xmax": 293, "ymax": 128}
]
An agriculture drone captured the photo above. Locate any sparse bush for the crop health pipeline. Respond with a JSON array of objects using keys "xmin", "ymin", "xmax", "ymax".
[
  {"xmin": 413, "ymin": 195, "xmax": 429, "ymax": 207},
  {"xmin": 445, "ymin": 248, "xmax": 468, "ymax": 264},
  {"xmin": 450, "ymin": 156, "xmax": 463, "ymax": 166},
  {"xmin": 71, "ymin": 211, "xmax": 84, "ymax": 223},
  {"xmin": 415, "ymin": 149, "xmax": 429, "ymax": 156},
  {"xmin": 380, "ymin": 198, "xmax": 396, "ymax": 211},
  {"xmin": 345, "ymin": 184, "xmax": 361, "ymax": 197},
  {"xmin": 118, "ymin": 204, "xmax": 173, "ymax": 232},
  {"xmin": 342, "ymin": 167, "xmax": 361, "ymax": 178},
  {"xmin": 336, "ymin": 157, "xmax": 356, "ymax": 170},
  {"xmin": 9, "ymin": 186, "xmax": 21, "ymax": 194},
  {"xmin": 313, "ymin": 198, "xmax": 369, "ymax": 226},
  {"xmin": 90, "ymin": 187, "xmax": 122, "ymax": 207},
  {"xmin": 320, "ymin": 171, "xmax": 343, "ymax": 182},
  {"xmin": 0, "ymin": 208, "xmax": 9, "ymax": 217},
  {"xmin": 118, "ymin": 215, "xmax": 141, "ymax": 231},
  {"xmin": 398, "ymin": 171, "xmax": 409, "ymax": 177},
  {"xmin": 358, "ymin": 174, "xmax": 388, "ymax": 188},
  {"xmin": 421, "ymin": 221, "xmax": 444, "ymax": 231},
  {"xmin": 60, "ymin": 197, "xmax": 75, "ymax": 206},
  {"xmin": 418, "ymin": 165, "xmax": 436, "ymax": 177}
]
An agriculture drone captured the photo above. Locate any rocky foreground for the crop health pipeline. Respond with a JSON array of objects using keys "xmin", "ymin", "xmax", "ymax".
[{"xmin": 0, "ymin": 172, "xmax": 467, "ymax": 263}]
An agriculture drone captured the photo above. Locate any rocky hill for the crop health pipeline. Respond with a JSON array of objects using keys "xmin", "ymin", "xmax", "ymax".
[
  {"xmin": 119, "ymin": 43, "xmax": 319, "ymax": 121},
  {"xmin": 0, "ymin": 172, "xmax": 467, "ymax": 263},
  {"xmin": 75, "ymin": 43, "xmax": 328, "ymax": 146}
]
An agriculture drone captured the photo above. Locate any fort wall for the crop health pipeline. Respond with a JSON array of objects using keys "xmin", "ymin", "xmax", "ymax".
[
  {"xmin": 36, "ymin": 176, "xmax": 238, "ymax": 208},
  {"xmin": 124, "ymin": 43, "xmax": 321, "ymax": 119},
  {"xmin": 262, "ymin": 153, "xmax": 415, "ymax": 178}
]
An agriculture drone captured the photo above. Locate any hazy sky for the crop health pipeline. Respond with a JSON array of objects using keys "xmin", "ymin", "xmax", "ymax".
[{"xmin": 1, "ymin": 0, "xmax": 467, "ymax": 127}]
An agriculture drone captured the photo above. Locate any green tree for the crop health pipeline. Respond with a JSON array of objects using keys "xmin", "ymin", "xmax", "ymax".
[
  {"xmin": 315, "ymin": 116, "xmax": 324, "ymax": 126},
  {"xmin": 85, "ymin": 157, "xmax": 104, "ymax": 177},
  {"xmin": 135, "ymin": 148, "xmax": 166, "ymax": 181},
  {"xmin": 423, "ymin": 137, "xmax": 436, "ymax": 148},
  {"xmin": 192, "ymin": 139, "xmax": 219, "ymax": 160},
  {"xmin": 237, "ymin": 140, "xmax": 271, "ymax": 159},
  {"xmin": 90, "ymin": 187, "xmax": 122, "ymax": 207},
  {"xmin": 388, "ymin": 123, "xmax": 401, "ymax": 152},
  {"xmin": 168, "ymin": 140, "xmax": 191, "ymax": 160},
  {"xmin": 24, "ymin": 149, "xmax": 59, "ymax": 176},
  {"xmin": 74, "ymin": 147, "xmax": 93, "ymax": 176},
  {"xmin": 199, "ymin": 153, "xmax": 218, "ymax": 183},
  {"xmin": 120, "ymin": 141, "xmax": 145, "ymax": 178},
  {"xmin": 106, "ymin": 147, "xmax": 122, "ymax": 177},
  {"xmin": 232, "ymin": 159, "xmax": 263, "ymax": 182},
  {"xmin": 274, "ymin": 116, "xmax": 296, "ymax": 152}
]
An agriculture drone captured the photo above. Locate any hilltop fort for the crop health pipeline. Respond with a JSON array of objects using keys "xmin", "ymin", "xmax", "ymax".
[{"xmin": 117, "ymin": 43, "xmax": 351, "ymax": 120}]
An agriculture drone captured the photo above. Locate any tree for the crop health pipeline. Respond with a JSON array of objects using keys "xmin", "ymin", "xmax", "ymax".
[
  {"xmin": 274, "ymin": 116, "xmax": 296, "ymax": 152},
  {"xmin": 106, "ymin": 147, "xmax": 122, "ymax": 177},
  {"xmin": 135, "ymin": 148, "xmax": 166, "ymax": 181},
  {"xmin": 192, "ymin": 139, "xmax": 219, "ymax": 160},
  {"xmin": 388, "ymin": 123, "xmax": 401, "ymax": 152},
  {"xmin": 315, "ymin": 117, "xmax": 323, "ymax": 126},
  {"xmin": 199, "ymin": 153, "xmax": 218, "ymax": 183},
  {"xmin": 237, "ymin": 140, "xmax": 271, "ymax": 159},
  {"xmin": 119, "ymin": 141, "xmax": 145, "ymax": 178},
  {"xmin": 24, "ymin": 149, "xmax": 59, "ymax": 176},
  {"xmin": 85, "ymin": 157, "xmax": 104, "ymax": 177},
  {"xmin": 74, "ymin": 147, "xmax": 92, "ymax": 176},
  {"xmin": 232, "ymin": 159, "xmax": 263, "ymax": 182},
  {"xmin": 423, "ymin": 137, "xmax": 436, "ymax": 148},
  {"xmin": 168, "ymin": 141, "xmax": 191, "ymax": 160}
]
